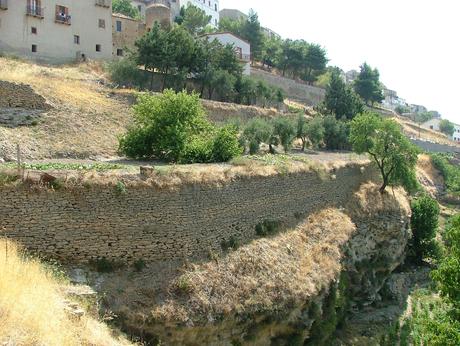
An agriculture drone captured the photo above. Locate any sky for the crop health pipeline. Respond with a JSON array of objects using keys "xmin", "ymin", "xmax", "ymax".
[{"xmin": 221, "ymin": 0, "xmax": 460, "ymax": 124}]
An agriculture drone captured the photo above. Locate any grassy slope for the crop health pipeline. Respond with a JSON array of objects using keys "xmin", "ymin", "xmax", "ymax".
[{"xmin": 0, "ymin": 239, "xmax": 134, "ymax": 346}]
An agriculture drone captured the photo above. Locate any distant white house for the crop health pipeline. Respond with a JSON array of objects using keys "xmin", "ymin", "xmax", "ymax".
[
  {"xmin": 202, "ymin": 32, "xmax": 251, "ymax": 75},
  {"xmin": 422, "ymin": 118, "xmax": 460, "ymax": 142}
]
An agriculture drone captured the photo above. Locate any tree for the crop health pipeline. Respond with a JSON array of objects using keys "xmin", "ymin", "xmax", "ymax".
[
  {"xmin": 350, "ymin": 113, "xmax": 419, "ymax": 193},
  {"xmin": 410, "ymin": 195, "xmax": 440, "ymax": 264},
  {"xmin": 262, "ymin": 36, "xmax": 282, "ymax": 69},
  {"xmin": 353, "ymin": 63, "xmax": 384, "ymax": 106},
  {"xmin": 212, "ymin": 125, "xmax": 243, "ymax": 162},
  {"xmin": 180, "ymin": 4, "xmax": 212, "ymax": 36},
  {"xmin": 440, "ymin": 119, "xmax": 455, "ymax": 136},
  {"xmin": 302, "ymin": 44, "xmax": 328, "ymax": 85},
  {"xmin": 297, "ymin": 115, "xmax": 324, "ymax": 151},
  {"xmin": 395, "ymin": 105, "xmax": 410, "ymax": 115},
  {"xmin": 272, "ymin": 117, "xmax": 296, "ymax": 153},
  {"xmin": 432, "ymin": 214, "xmax": 460, "ymax": 314},
  {"xmin": 240, "ymin": 10, "xmax": 264, "ymax": 64},
  {"xmin": 209, "ymin": 69, "xmax": 236, "ymax": 101},
  {"xmin": 135, "ymin": 25, "xmax": 195, "ymax": 90},
  {"xmin": 323, "ymin": 116, "xmax": 350, "ymax": 150},
  {"xmin": 112, "ymin": 0, "xmax": 139, "ymax": 19},
  {"xmin": 324, "ymin": 69, "xmax": 364, "ymax": 120},
  {"xmin": 243, "ymin": 118, "xmax": 273, "ymax": 154},
  {"xmin": 119, "ymin": 90, "xmax": 211, "ymax": 162}
]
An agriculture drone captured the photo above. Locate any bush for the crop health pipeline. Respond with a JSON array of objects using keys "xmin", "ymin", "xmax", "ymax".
[
  {"xmin": 243, "ymin": 118, "xmax": 274, "ymax": 154},
  {"xmin": 181, "ymin": 135, "xmax": 213, "ymax": 164},
  {"xmin": 119, "ymin": 90, "xmax": 210, "ymax": 162},
  {"xmin": 432, "ymin": 214, "xmax": 460, "ymax": 314},
  {"xmin": 212, "ymin": 125, "xmax": 243, "ymax": 162},
  {"xmin": 255, "ymin": 220, "xmax": 280, "ymax": 237},
  {"xmin": 108, "ymin": 58, "xmax": 146, "ymax": 88},
  {"xmin": 409, "ymin": 195, "xmax": 440, "ymax": 263},
  {"xmin": 322, "ymin": 115, "xmax": 350, "ymax": 150},
  {"xmin": 272, "ymin": 117, "xmax": 296, "ymax": 153},
  {"xmin": 431, "ymin": 154, "xmax": 460, "ymax": 194}
]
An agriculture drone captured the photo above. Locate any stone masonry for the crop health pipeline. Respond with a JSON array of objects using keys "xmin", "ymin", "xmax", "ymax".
[
  {"xmin": 0, "ymin": 81, "xmax": 50, "ymax": 109},
  {"xmin": 0, "ymin": 164, "xmax": 377, "ymax": 264}
]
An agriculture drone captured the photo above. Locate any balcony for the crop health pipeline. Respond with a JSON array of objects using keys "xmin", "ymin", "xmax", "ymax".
[
  {"xmin": 0, "ymin": 0, "xmax": 7, "ymax": 10},
  {"xmin": 95, "ymin": 0, "xmax": 110, "ymax": 8},
  {"xmin": 55, "ymin": 13, "xmax": 71, "ymax": 25},
  {"xmin": 26, "ymin": 6, "xmax": 44, "ymax": 18}
]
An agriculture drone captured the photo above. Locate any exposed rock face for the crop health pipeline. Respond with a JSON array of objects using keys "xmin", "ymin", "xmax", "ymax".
[{"xmin": 107, "ymin": 183, "xmax": 411, "ymax": 345}]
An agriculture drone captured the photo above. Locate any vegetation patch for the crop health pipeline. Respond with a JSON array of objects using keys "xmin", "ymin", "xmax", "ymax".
[
  {"xmin": 431, "ymin": 154, "xmax": 460, "ymax": 196},
  {"xmin": 1, "ymin": 162, "xmax": 125, "ymax": 171}
]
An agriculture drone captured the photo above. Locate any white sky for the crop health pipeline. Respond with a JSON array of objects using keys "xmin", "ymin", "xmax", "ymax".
[{"xmin": 221, "ymin": 0, "xmax": 460, "ymax": 124}]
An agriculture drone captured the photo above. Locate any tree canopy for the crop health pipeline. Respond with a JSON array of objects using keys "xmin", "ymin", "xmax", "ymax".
[
  {"xmin": 176, "ymin": 4, "xmax": 211, "ymax": 36},
  {"xmin": 112, "ymin": 0, "xmax": 139, "ymax": 19},
  {"xmin": 324, "ymin": 69, "xmax": 364, "ymax": 120},
  {"xmin": 440, "ymin": 119, "xmax": 455, "ymax": 136},
  {"xmin": 353, "ymin": 63, "xmax": 384, "ymax": 106},
  {"xmin": 350, "ymin": 113, "xmax": 419, "ymax": 193}
]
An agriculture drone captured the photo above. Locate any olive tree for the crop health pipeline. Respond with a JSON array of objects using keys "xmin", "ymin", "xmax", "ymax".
[{"xmin": 350, "ymin": 113, "xmax": 419, "ymax": 193}]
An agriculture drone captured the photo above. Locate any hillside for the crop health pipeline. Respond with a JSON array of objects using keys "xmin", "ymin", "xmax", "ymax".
[{"xmin": 0, "ymin": 58, "xmax": 284, "ymax": 161}]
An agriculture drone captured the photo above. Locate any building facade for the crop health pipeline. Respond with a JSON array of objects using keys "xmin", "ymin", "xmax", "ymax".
[
  {"xmin": 112, "ymin": 13, "xmax": 146, "ymax": 58},
  {"xmin": 0, "ymin": 0, "xmax": 113, "ymax": 63},
  {"xmin": 203, "ymin": 32, "xmax": 251, "ymax": 75}
]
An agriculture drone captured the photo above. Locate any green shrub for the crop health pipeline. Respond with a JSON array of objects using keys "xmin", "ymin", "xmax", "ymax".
[
  {"xmin": 409, "ymin": 194, "xmax": 441, "ymax": 263},
  {"xmin": 272, "ymin": 117, "xmax": 296, "ymax": 153},
  {"xmin": 323, "ymin": 115, "xmax": 350, "ymax": 150},
  {"xmin": 220, "ymin": 235, "xmax": 239, "ymax": 251},
  {"xmin": 115, "ymin": 181, "xmax": 127, "ymax": 195},
  {"xmin": 119, "ymin": 90, "xmax": 211, "ymax": 162},
  {"xmin": 181, "ymin": 135, "xmax": 214, "ymax": 164},
  {"xmin": 431, "ymin": 154, "xmax": 460, "ymax": 195},
  {"xmin": 212, "ymin": 125, "xmax": 243, "ymax": 162},
  {"xmin": 432, "ymin": 214, "xmax": 460, "ymax": 314},
  {"xmin": 255, "ymin": 220, "xmax": 280, "ymax": 237},
  {"xmin": 133, "ymin": 259, "xmax": 146, "ymax": 272},
  {"xmin": 243, "ymin": 118, "xmax": 274, "ymax": 154},
  {"xmin": 89, "ymin": 257, "xmax": 124, "ymax": 273},
  {"xmin": 108, "ymin": 58, "xmax": 146, "ymax": 88}
]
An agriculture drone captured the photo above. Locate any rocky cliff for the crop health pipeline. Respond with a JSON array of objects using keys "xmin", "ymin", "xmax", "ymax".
[{"xmin": 99, "ymin": 183, "xmax": 410, "ymax": 345}]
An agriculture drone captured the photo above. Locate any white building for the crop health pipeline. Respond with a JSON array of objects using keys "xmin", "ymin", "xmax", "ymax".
[
  {"xmin": 203, "ymin": 32, "xmax": 251, "ymax": 75},
  {"xmin": 422, "ymin": 118, "xmax": 460, "ymax": 142},
  {"xmin": 0, "ymin": 0, "xmax": 113, "ymax": 63}
]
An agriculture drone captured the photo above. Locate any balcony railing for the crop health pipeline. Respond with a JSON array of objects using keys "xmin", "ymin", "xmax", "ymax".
[
  {"xmin": 0, "ymin": 0, "xmax": 7, "ymax": 10},
  {"xmin": 55, "ymin": 13, "xmax": 71, "ymax": 25},
  {"xmin": 26, "ymin": 6, "xmax": 44, "ymax": 18},
  {"xmin": 95, "ymin": 0, "xmax": 110, "ymax": 8},
  {"xmin": 238, "ymin": 53, "xmax": 251, "ymax": 62}
]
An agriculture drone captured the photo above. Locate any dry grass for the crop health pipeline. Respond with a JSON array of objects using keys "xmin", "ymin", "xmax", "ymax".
[
  {"xmin": 416, "ymin": 154, "xmax": 445, "ymax": 197},
  {"xmin": 153, "ymin": 208, "xmax": 355, "ymax": 323},
  {"xmin": 0, "ymin": 239, "xmax": 134, "ymax": 346},
  {"xmin": 0, "ymin": 57, "xmax": 131, "ymax": 160}
]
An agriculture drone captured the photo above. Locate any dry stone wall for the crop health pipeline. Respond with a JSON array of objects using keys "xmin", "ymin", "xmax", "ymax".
[
  {"xmin": 1, "ymin": 165, "xmax": 377, "ymax": 264},
  {"xmin": 0, "ymin": 81, "xmax": 50, "ymax": 109}
]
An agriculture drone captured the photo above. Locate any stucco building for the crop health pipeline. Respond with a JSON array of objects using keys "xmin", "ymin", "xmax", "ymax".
[
  {"xmin": 112, "ymin": 13, "xmax": 146, "ymax": 58},
  {"xmin": 421, "ymin": 118, "xmax": 460, "ymax": 142},
  {"xmin": 0, "ymin": 0, "xmax": 113, "ymax": 63},
  {"xmin": 203, "ymin": 32, "xmax": 251, "ymax": 75}
]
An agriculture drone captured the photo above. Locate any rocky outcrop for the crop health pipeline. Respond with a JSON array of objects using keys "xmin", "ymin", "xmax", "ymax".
[{"xmin": 107, "ymin": 183, "xmax": 411, "ymax": 345}]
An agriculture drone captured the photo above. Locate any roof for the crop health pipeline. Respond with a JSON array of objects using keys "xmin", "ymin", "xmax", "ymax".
[
  {"xmin": 201, "ymin": 32, "xmax": 251, "ymax": 46},
  {"xmin": 112, "ymin": 13, "xmax": 141, "ymax": 22}
]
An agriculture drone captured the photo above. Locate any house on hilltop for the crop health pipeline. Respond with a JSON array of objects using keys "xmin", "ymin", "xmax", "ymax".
[
  {"xmin": 202, "ymin": 32, "xmax": 251, "ymax": 75},
  {"xmin": 421, "ymin": 118, "xmax": 460, "ymax": 142},
  {"xmin": 0, "ymin": 0, "xmax": 113, "ymax": 63}
]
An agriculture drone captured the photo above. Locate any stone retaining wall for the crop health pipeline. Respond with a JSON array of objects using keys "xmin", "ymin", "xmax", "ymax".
[
  {"xmin": 1, "ymin": 165, "xmax": 377, "ymax": 264},
  {"xmin": 0, "ymin": 80, "xmax": 50, "ymax": 109}
]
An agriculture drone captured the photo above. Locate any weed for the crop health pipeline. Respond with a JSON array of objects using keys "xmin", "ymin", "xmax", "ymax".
[
  {"xmin": 115, "ymin": 181, "xmax": 127, "ymax": 195},
  {"xmin": 133, "ymin": 259, "xmax": 146, "ymax": 272},
  {"xmin": 220, "ymin": 235, "xmax": 240, "ymax": 252},
  {"xmin": 255, "ymin": 220, "xmax": 280, "ymax": 237}
]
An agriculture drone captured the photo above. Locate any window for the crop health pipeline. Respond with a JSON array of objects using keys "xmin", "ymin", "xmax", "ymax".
[
  {"xmin": 98, "ymin": 19, "xmax": 105, "ymax": 28},
  {"xmin": 215, "ymin": 3, "xmax": 217, "ymax": 11},
  {"xmin": 116, "ymin": 20, "xmax": 122, "ymax": 32},
  {"xmin": 55, "ymin": 5, "xmax": 70, "ymax": 24},
  {"xmin": 138, "ymin": 5, "xmax": 141, "ymax": 12},
  {"xmin": 117, "ymin": 49, "xmax": 123, "ymax": 56},
  {"xmin": 96, "ymin": 44, "xmax": 101, "ymax": 52},
  {"xmin": 31, "ymin": 27, "xmax": 37, "ymax": 34},
  {"xmin": 31, "ymin": 44, "xmax": 37, "ymax": 53},
  {"xmin": 430, "ymin": 125, "xmax": 433, "ymax": 129},
  {"xmin": 74, "ymin": 35, "xmax": 80, "ymax": 44}
]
